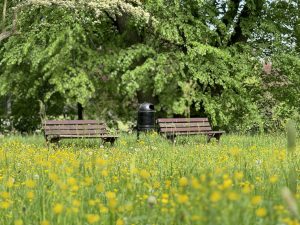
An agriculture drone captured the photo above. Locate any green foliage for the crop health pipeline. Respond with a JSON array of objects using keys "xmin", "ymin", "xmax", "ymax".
[{"xmin": 0, "ymin": 0, "xmax": 300, "ymax": 132}]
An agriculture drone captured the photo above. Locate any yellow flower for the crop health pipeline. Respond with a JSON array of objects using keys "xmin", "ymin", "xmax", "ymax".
[
  {"xmin": 99, "ymin": 204, "xmax": 109, "ymax": 213},
  {"xmin": 228, "ymin": 191, "xmax": 240, "ymax": 201},
  {"xmin": 96, "ymin": 184, "xmax": 104, "ymax": 192},
  {"xmin": 140, "ymin": 170, "xmax": 150, "ymax": 179},
  {"xmin": 49, "ymin": 173, "xmax": 59, "ymax": 182},
  {"xmin": 0, "ymin": 201, "xmax": 10, "ymax": 209},
  {"xmin": 256, "ymin": 207, "xmax": 267, "ymax": 217},
  {"xmin": 106, "ymin": 191, "xmax": 116, "ymax": 199},
  {"xmin": 210, "ymin": 191, "xmax": 221, "ymax": 203},
  {"xmin": 40, "ymin": 220, "xmax": 50, "ymax": 225},
  {"xmin": 191, "ymin": 178, "xmax": 200, "ymax": 189},
  {"xmin": 222, "ymin": 179, "xmax": 233, "ymax": 189},
  {"xmin": 86, "ymin": 214, "xmax": 100, "ymax": 224},
  {"xmin": 101, "ymin": 170, "xmax": 109, "ymax": 177},
  {"xmin": 269, "ymin": 175, "xmax": 278, "ymax": 184},
  {"xmin": 177, "ymin": 194, "xmax": 189, "ymax": 204},
  {"xmin": 53, "ymin": 203, "xmax": 64, "ymax": 214},
  {"xmin": 14, "ymin": 219, "xmax": 23, "ymax": 225},
  {"xmin": 0, "ymin": 191, "xmax": 10, "ymax": 199},
  {"xmin": 116, "ymin": 218, "xmax": 125, "ymax": 225},
  {"xmin": 27, "ymin": 191, "xmax": 35, "ymax": 200},
  {"xmin": 234, "ymin": 171, "xmax": 244, "ymax": 180},
  {"xmin": 25, "ymin": 179, "xmax": 36, "ymax": 188},
  {"xmin": 251, "ymin": 196, "xmax": 262, "ymax": 205},
  {"xmin": 67, "ymin": 177, "xmax": 77, "ymax": 186},
  {"xmin": 179, "ymin": 177, "xmax": 188, "ymax": 187},
  {"xmin": 72, "ymin": 199, "xmax": 81, "ymax": 207},
  {"xmin": 96, "ymin": 158, "xmax": 106, "ymax": 166}
]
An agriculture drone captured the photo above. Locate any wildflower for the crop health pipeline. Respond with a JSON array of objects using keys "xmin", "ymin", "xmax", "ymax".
[
  {"xmin": 99, "ymin": 204, "xmax": 109, "ymax": 213},
  {"xmin": 72, "ymin": 200, "xmax": 80, "ymax": 207},
  {"xmin": 140, "ymin": 170, "xmax": 150, "ymax": 179},
  {"xmin": 177, "ymin": 194, "xmax": 189, "ymax": 204},
  {"xmin": 116, "ymin": 218, "xmax": 125, "ymax": 225},
  {"xmin": 179, "ymin": 177, "xmax": 188, "ymax": 187},
  {"xmin": 86, "ymin": 214, "xmax": 100, "ymax": 224},
  {"xmin": 210, "ymin": 191, "xmax": 221, "ymax": 203},
  {"xmin": 27, "ymin": 191, "xmax": 35, "ymax": 200},
  {"xmin": 40, "ymin": 220, "xmax": 50, "ymax": 225},
  {"xmin": 228, "ymin": 192, "xmax": 240, "ymax": 201},
  {"xmin": 96, "ymin": 158, "xmax": 106, "ymax": 166},
  {"xmin": 0, "ymin": 191, "xmax": 10, "ymax": 199},
  {"xmin": 67, "ymin": 177, "xmax": 77, "ymax": 186},
  {"xmin": 101, "ymin": 170, "xmax": 109, "ymax": 177},
  {"xmin": 256, "ymin": 207, "xmax": 267, "ymax": 217},
  {"xmin": 96, "ymin": 184, "xmax": 104, "ymax": 192},
  {"xmin": 14, "ymin": 219, "xmax": 23, "ymax": 225},
  {"xmin": 53, "ymin": 203, "xmax": 64, "ymax": 214},
  {"xmin": 0, "ymin": 201, "xmax": 10, "ymax": 209},
  {"xmin": 222, "ymin": 179, "xmax": 233, "ymax": 189},
  {"xmin": 234, "ymin": 171, "xmax": 244, "ymax": 180},
  {"xmin": 269, "ymin": 175, "xmax": 278, "ymax": 184},
  {"xmin": 25, "ymin": 179, "xmax": 36, "ymax": 188},
  {"xmin": 106, "ymin": 192, "xmax": 116, "ymax": 199},
  {"xmin": 147, "ymin": 195, "xmax": 157, "ymax": 207},
  {"xmin": 251, "ymin": 196, "xmax": 262, "ymax": 205}
]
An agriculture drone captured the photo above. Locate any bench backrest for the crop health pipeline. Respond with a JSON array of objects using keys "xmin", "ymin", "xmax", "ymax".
[
  {"xmin": 157, "ymin": 118, "xmax": 212, "ymax": 134},
  {"xmin": 43, "ymin": 120, "xmax": 108, "ymax": 137}
]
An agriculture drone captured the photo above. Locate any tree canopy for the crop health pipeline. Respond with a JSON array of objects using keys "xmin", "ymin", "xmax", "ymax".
[{"xmin": 1, "ymin": 0, "xmax": 300, "ymax": 132}]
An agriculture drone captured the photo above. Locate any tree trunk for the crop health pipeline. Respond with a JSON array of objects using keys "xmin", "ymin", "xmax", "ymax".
[
  {"xmin": 2, "ymin": 0, "xmax": 7, "ymax": 31},
  {"xmin": 77, "ymin": 103, "xmax": 84, "ymax": 120}
]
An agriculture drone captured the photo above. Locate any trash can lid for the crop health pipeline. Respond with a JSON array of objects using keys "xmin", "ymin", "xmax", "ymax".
[{"xmin": 139, "ymin": 103, "xmax": 155, "ymax": 111}]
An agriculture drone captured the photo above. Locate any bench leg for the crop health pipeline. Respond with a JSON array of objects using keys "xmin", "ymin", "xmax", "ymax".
[
  {"xmin": 101, "ymin": 138, "xmax": 116, "ymax": 146},
  {"xmin": 215, "ymin": 133, "xmax": 222, "ymax": 143},
  {"xmin": 167, "ymin": 134, "xmax": 176, "ymax": 144},
  {"xmin": 206, "ymin": 135, "xmax": 212, "ymax": 143}
]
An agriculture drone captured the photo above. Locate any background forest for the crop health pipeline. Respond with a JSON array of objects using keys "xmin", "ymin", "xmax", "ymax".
[{"xmin": 0, "ymin": 0, "xmax": 300, "ymax": 133}]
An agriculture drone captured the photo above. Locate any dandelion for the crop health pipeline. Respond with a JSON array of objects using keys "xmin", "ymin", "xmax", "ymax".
[
  {"xmin": 177, "ymin": 194, "xmax": 189, "ymax": 204},
  {"xmin": 96, "ymin": 184, "xmax": 104, "ymax": 192},
  {"xmin": 269, "ymin": 175, "xmax": 278, "ymax": 184},
  {"xmin": 256, "ymin": 207, "xmax": 267, "ymax": 217},
  {"xmin": 0, "ymin": 201, "xmax": 10, "ymax": 209},
  {"xmin": 27, "ymin": 191, "xmax": 35, "ymax": 200},
  {"xmin": 86, "ymin": 214, "xmax": 100, "ymax": 224},
  {"xmin": 147, "ymin": 195, "xmax": 157, "ymax": 207},
  {"xmin": 25, "ymin": 179, "xmax": 36, "ymax": 188},
  {"xmin": 53, "ymin": 203, "xmax": 64, "ymax": 214},
  {"xmin": 179, "ymin": 177, "xmax": 188, "ymax": 187},
  {"xmin": 140, "ymin": 170, "xmax": 150, "ymax": 179},
  {"xmin": 14, "ymin": 219, "xmax": 23, "ymax": 225},
  {"xmin": 116, "ymin": 218, "xmax": 125, "ymax": 225},
  {"xmin": 210, "ymin": 191, "xmax": 221, "ymax": 203},
  {"xmin": 0, "ymin": 191, "xmax": 10, "ymax": 199},
  {"xmin": 228, "ymin": 192, "xmax": 240, "ymax": 201},
  {"xmin": 251, "ymin": 196, "xmax": 262, "ymax": 205},
  {"xmin": 40, "ymin": 220, "xmax": 50, "ymax": 225}
]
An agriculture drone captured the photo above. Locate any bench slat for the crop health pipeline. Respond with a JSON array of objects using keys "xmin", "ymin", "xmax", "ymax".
[
  {"xmin": 45, "ymin": 129, "xmax": 108, "ymax": 135},
  {"xmin": 160, "ymin": 127, "xmax": 213, "ymax": 133},
  {"xmin": 158, "ymin": 122, "xmax": 211, "ymax": 128},
  {"xmin": 59, "ymin": 134, "xmax": 118, "ymax": 138},
  {"xmin": 157, "ymin": 118, "xmax": 209, "ymax": 123},
  {"xmin": 44, "ymin": 125, "xmax": 107, "ymax": 130},
  {"xmin": 44, "ymin": 120, "xmax": 101, "ymax": 125}
]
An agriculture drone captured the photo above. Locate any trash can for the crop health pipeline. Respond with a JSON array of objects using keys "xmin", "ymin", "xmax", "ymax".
[{"xmin": 137, "ymin": 103, "xmax": 155, "ymax": 139}]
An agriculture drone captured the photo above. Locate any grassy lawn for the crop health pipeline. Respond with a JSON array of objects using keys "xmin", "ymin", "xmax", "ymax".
[{"xmin": 0, "ymin": 133, "xmax": 298, "ymax": 225}]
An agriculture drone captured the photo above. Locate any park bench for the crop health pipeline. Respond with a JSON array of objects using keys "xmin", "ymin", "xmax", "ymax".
[
  {"xmin": 157, "ymin": 118, "xmax": 225, "ymax": 143},
  {"xmin": 43, "ymin": 120, "xmax": 118, "ymax": 145}
]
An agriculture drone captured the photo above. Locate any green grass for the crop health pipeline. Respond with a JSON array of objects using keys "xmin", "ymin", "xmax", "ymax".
[{"xmin": 0, "ymin": 133, "xmax": 298, "ymax": 225}]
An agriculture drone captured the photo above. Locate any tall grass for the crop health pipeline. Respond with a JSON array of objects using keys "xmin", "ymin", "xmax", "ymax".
[{"xmin": 0, "ymin": 133, "xmax": 298, "ymax": 225}]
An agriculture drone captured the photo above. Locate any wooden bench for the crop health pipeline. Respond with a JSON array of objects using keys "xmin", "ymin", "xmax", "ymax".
[
  {"xmin": 43, "ymin": 120, "xmax": 118, "ymax": 145},
  {"xmin": 157, "ymin": 118, "xmax": 225, "ymax": 143}
]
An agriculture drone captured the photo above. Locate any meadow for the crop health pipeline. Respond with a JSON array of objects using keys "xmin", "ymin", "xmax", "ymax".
[{"xmin": 0, "ymin": 133, "xmax": 299, "ymax": 225}]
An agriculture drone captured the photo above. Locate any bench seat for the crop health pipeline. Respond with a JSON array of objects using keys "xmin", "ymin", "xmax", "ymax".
[
  {"xmin": 157, "ymin": 118, "xmax": 225, "ymax": 143},
  {"xmin": 43, "ymin": 120, "xmax": 118, "ymax": 145}
]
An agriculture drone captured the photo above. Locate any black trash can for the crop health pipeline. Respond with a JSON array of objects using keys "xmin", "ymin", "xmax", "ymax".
[{"xmin": 137, "ymin": 103, "xmax": 155, "ymax": 139}]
